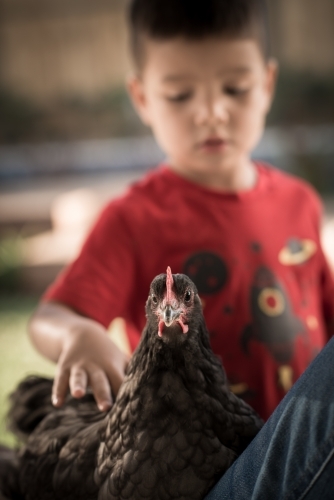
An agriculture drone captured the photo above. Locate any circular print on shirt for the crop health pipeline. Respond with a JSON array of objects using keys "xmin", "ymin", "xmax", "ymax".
[
  {"xmin": 279, "ymin": 238, "xmax": 317, "ymax": 265},
  {"xmin": 183, "ymin": 251, "xmax": 228, "ymax": 294},
  {"xmin": 258, "ymin": 288, "xmax": 285, "ymax": 317}
]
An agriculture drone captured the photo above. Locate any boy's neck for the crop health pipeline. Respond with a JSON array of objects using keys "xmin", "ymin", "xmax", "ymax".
[{"xmin": 168, "ymin": 159, "xmax": 258, "ymax": 193}]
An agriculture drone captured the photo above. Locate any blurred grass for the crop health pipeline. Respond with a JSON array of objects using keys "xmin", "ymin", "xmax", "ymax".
[{"xmin": 0, "ymin": 295, "xmax": 54, "ymax": 446}]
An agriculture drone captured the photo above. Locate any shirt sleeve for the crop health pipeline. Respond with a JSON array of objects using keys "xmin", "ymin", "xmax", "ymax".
[{"xmin": 42, "ymin": 200, "xmax": 137, "ymax": 329}]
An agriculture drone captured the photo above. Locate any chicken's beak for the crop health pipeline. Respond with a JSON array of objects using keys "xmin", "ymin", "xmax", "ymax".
[
  {"xmin": 163, "ymin": 304, "xmax": 180, "ymax": 327},
  {"xmin": 158, "ymin": 303, "xmax": 189, "ymax": 336}
]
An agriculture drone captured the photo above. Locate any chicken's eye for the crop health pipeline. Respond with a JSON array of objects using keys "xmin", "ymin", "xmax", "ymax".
[
  {"xmin": 184, "ymin": 290, "xmax": 192, "ymax": 302},
  {"xmin": 151, "ymin": 294, "xmax": 158, "ymax": 305}
]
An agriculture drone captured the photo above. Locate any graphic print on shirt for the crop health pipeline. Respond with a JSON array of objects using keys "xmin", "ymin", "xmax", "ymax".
[
  {"xmin": 183, "ymin": 251, "xmax": 228, "ymax": 294},
  {"xmin": 241, "ymin": 266, "xmax": 306, "ymax": 364},
  {"xmin": 278, "ymin": 237, "xmax": 317, "ymax": 266}
]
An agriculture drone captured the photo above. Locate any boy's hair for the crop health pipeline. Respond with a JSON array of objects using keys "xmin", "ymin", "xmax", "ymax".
[{"xmin": 127, "ymin": 0, "xmax": 270, "ymax": 69}]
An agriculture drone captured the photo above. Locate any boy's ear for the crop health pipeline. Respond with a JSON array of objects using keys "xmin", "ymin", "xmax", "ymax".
[
  {"xmin": 127, "ymin": 74, "xmax": 151, "ymax": 126},
  {"xmin": 264, "ymin": 58, "xmax": 279, "ymax": 112}
]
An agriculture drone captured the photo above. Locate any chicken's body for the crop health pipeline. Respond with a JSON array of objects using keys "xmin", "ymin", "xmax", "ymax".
[{"xmin": 0, "ymin": 269, "xmax": 263, "ymax": 500}]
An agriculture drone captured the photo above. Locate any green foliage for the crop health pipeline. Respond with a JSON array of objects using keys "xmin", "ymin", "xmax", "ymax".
[
  {"xmin": 60, "ymin": 86, "xmax": 146, "ymax": 136},
  {"xmin": 268, "ymin": 69, "xmax": 334, "ymax": 125},
  {"xmin": 0, "ymin": 234, "xmax": 23, "ymax": 293},
  {"xmin": 98, "ymin": 87, "xmax": 147, "ymax": 136},
  {"xmin": 0, "ymin": 86, "xmax": 147, "ymax": 143},
  {"xmin": 0, "ymin": 88, "xmax": 42, "ymax": 144}
]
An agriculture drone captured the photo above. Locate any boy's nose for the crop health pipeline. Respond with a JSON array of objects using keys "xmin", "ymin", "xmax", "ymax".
[{"xmin": 194, "ymin": 97, "xmax": 229, "ymax": 126}]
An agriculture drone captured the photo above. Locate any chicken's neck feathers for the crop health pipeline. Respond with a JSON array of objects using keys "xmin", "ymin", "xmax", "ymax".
[{"xmin": 123, "ymin": 316, "xmax": 225, "ymax": 398}]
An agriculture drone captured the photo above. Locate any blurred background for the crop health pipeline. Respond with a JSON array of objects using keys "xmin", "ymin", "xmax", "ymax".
[{"xmin": 0, "ymin": 0, "xmax": 334, "ymax": 444}]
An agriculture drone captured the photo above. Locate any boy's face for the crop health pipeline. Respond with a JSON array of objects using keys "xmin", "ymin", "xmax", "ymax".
[{"xmin": 128, "ymin": 36, "xmax": 277, "ymax": 185}]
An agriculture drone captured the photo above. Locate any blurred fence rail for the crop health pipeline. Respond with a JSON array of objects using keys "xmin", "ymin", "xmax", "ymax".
[
  {"xmin": 0, "ymin": 136, "xmax": 164, "ymax": 179},
  {"xmin": 0, "ymin": 125, "xmax": 333, "ymax": 181}
]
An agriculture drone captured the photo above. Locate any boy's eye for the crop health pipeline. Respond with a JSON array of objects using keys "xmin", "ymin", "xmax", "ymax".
[
  {"xmin": 166, "ymin": 92, "xmax": 192, "ymax": 103},
  {"xmin": 224, "ymin": 87, "xmax": 249, "ymax": 96}
]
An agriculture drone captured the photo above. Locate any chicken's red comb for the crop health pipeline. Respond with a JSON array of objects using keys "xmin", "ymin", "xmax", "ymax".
[{"xmin": 166, "ymin": 266, "xmax": 174, "ymax": 303}]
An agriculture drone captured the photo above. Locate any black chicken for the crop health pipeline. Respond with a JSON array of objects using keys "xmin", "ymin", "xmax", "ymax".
[{"xmin": 0, "ymin": 268, "xmax": 263, "ymax": 500}]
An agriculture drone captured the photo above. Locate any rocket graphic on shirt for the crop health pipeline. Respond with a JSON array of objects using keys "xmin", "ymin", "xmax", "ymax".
[{"xmin": 241, "ymin": 266, "xmax": 306, "ymax": 364}]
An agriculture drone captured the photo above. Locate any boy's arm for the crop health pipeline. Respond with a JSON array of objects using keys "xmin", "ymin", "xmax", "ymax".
[{"xmin": 28, "ymin": 301, "xmax": 130, "ymax": 411}]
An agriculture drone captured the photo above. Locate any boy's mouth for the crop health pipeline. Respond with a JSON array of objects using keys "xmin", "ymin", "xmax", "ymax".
[{"xmin": 199, "ymin": 137, "xmax": 227, "ymax": 151}]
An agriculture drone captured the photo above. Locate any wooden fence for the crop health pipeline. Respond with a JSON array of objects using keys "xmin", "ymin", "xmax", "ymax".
[
  {"xmin": 0, "ymin": 0, "xmax": 333, "ymax": 104},
  {"xmin": 0, "ymin": 0, "xmax": 131, "ymax": 102}
]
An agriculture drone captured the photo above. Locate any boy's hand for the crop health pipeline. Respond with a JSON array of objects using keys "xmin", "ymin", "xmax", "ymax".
[
  {"xmin": 28, "ymin": 302, "xmax": 130, "ymax": 412},
  {"xmin": 51, "ymin": 324, "xmax": 129, "ymax": 411}
]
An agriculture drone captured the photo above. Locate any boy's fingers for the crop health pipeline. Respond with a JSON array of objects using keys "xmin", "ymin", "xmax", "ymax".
[
  {"xmin": 69, "ymin": 366, "xmax": 88, "ymax": 398},
  {"xmin": 52, "ymin": 368, "xmax": 70, "ymax": 407},
  {"xmin": 105, "ymin": 350, "xmax": 129, "ymax": 396},
  {"xmin": 106, "ymin": 367, "xmax": 125, "ymax": 397},
  {"xmin": 88, "ymin": 369, "xmax": 112, "ymax": 412}
]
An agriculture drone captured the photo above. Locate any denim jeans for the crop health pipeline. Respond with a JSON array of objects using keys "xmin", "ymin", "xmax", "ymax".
[{"xmin": 205, "ymin": 336, "xmax": 334, "ymax": 500}]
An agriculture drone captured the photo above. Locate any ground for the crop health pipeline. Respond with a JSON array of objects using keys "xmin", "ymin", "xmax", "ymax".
[{"xmin": 0, "ymin": 295, "xmax": 54, "ymax": 446}]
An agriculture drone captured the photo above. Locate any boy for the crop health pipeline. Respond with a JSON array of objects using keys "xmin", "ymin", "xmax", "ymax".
[{"xmin": 29, "ymin": 0, "xmax": 334, "ymax": 423}]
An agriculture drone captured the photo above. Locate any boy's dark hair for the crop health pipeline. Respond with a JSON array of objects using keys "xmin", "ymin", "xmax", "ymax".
[{"xmin": 127, "ymin": 0, "xmax": 270, "ymax": 69}]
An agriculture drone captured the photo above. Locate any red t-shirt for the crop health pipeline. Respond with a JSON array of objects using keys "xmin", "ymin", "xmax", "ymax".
[{"xmin": 43, "ymin": 163, "xmax": 334, "ymax": 420}]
